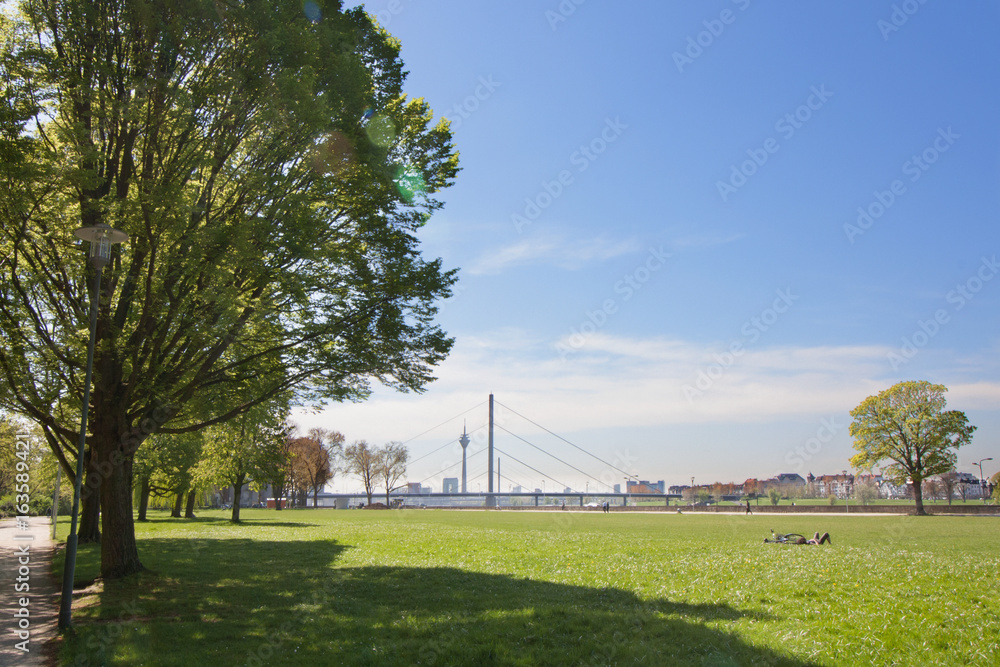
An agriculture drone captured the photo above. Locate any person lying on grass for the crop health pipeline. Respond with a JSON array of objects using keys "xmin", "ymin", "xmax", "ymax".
[{"xmin": 764, "ymin": 531, "xmax": 831, "ymax": 545}]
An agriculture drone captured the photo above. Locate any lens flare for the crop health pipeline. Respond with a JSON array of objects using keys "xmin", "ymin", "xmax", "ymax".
[
  {"xmin": 310, "ymin": 131, "xmax": 355, "ymax": 175},
  {"xmin": 303, "ymin": 1, "xmax": 322, "ymax": 23},
  {"xmin": 394, "ymin": 164, "xmax": 426, "ymax": 202},
  {"xmin": 365, "ymin": 113, "xmax": 396, "ymax": 148}
]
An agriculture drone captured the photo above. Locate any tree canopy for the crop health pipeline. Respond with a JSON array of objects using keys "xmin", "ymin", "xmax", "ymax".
[
  {"xmin": 849, "ymin": 381, "xmax": 976, "ymax": 515},
  {"xmin": 0, "ymin": 0, "xmax": 459, "ymax": 577}
]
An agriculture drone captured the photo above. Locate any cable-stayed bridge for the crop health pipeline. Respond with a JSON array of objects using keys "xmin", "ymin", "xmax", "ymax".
[{"xmin": 321, "ymin": 394, "xmax": 681, "ymax": 508}]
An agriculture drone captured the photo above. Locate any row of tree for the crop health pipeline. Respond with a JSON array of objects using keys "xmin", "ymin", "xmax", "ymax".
[
  {"xmin": 2, "ymin": 402, "xmax": 413, "ymax": 523},
  {"xmin": 131, "ymin": 399, "xmax": 409, "ymax": 522}
]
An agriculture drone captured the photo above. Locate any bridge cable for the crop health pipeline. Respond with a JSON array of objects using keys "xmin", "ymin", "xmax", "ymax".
[
  {"xmin": 493, "ymin": 445, "xmax": 571, "ymax": 492},
  {"xmin": 494, "ymin": 424, "xmax": 613, "ymax": 491},
  {"xmin": 495, "ymin": 400, "xmax": 636, "ymax": 480},
  {"xmin": 400, "ymin": 400, "xmax": 487, "ymax": 447}
]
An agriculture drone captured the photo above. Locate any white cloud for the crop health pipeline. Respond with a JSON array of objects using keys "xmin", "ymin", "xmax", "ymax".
[
  {"xmin": 295, "ymin": 331, "xmax": 1000, "ymax": 490},
  {"xmin": 466, "ymin": 234, "xmax": 640, "ymax": 275},
  {"xmin": 300, "ymin": 331, "xmax": 1000, "ymax": 438}
]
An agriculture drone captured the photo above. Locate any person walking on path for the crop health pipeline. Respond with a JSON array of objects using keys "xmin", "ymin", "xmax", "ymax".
[
  {"xmin": 0, "ymin": 516, "xmax": 61, "ymax": 666},
  {"xmin": 745, "ymin": 501, "xmax": 752, "ymax": 515}
]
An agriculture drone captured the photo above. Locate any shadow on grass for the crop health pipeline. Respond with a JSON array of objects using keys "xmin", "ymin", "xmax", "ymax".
[
  {"xmin": 138, "ymin": 514, "xmax": 320, "ymax": 529},
  {"xmin": 62, "ymin": 537, "xmax": 816, "ymax": 666}
]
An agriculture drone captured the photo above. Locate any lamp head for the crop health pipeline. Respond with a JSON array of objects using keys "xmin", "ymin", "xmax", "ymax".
[{"xmin": 74, "ymin": 224, "xmax": 128, "ymax": 268}]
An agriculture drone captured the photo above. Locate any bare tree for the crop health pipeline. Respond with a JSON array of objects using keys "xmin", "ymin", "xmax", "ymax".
[
  {"xmin": 378, "ymin": 442, "xmax": 409, "ymax": 506},
  {"xmin": 939, "ymin": 472, "xmax": 959, "ymax": 506},
  {"xmin": 308, "ymin": 428, "xmax": 345, "ymax": 503},
  {"xmin": 344, "ymin": 440, "xmax": 378, "ymax": 505},
  {"xmin": 289, "ymin": 436, "xmax": 333, "ymax": 507},
  {"xmin": 855, "ymin": 479, "xmax": 879, "ymax": 506},
  {"xmin": 268, "ymin": 433, "xmax": 296, "ymax": 511}
]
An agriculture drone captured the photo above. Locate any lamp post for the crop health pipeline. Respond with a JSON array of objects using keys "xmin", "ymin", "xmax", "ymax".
[
  {"xmin": 59, "ymin": 224, "xmax": 128, "ymax": 631},
  {"xmin": 974, "ymin": 457, "xmax": 993, "ymax": 503}
]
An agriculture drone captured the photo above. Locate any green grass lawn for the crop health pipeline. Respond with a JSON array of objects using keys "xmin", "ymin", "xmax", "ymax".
[{"xmin": 54, "ymin": 509, "xmax": 1000, "ymax": 666}]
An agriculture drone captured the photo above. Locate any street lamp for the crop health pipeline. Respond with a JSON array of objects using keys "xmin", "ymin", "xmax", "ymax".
[
  {"xmin": 59, "ymin": 224, "xmax": 128, "ymax": 631},
  {"xmin": 973, "ymin": 457, "xmax": 993, "ymax": 503}
]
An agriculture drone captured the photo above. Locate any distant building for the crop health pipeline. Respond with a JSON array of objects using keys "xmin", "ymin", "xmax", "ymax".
[
  {"xmin": 813, "ymin": 473, "xmax": 853, "ymax": 498},
  {"xmin": 613, "ymin": 484, "xmax": 621, "ymax": 494},
  {"xmin": 774, "ymin": 473, "xmax": 806, "ymax": 486},
  {"xmin": 406, "ymin": 482, "xmax": 422, "ymax": 494},
  {"xmin": 511, "ymin": 485, "xmax": 522, "ymax": 493},
  {"xmin": 627, "ymin": 480, "xmax": 665, "ymax": 494},
  {"xmin": 442, "ymin": 478, "xmax": 459, "ymax": 494}
]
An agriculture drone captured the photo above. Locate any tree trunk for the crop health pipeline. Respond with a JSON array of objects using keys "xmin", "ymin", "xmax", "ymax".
[
  {"xmin": 77, "ymin": 455, "xmax": 102, "ymax": 543},
  {"xmin": 185, "ymin": 489, "xmax": 197, "ymax": 518},
  {"xmin": 231, "ymin": 476, "xmax": 245, "ymax": 523},
  {"xmin": 273, "ymin": 483, "xmax": 283, "ymax": 510},
  {"xmin": 136, "ymin": 476, "xmax": 150, "ymax": 521},
  {"xmin": 313, "ymin": 488, "xmax": 319, "ymax": 508},
  {"xmin": 912, "ymin": 479, "xmax": 927, "ymax": 515},
  {"xmin": 98, "ymin": 444, "xmax": 145, "ymax": 579},
  {"xmin": 171, "ymin": 491, "xmax": 184, "ymax": 518}
]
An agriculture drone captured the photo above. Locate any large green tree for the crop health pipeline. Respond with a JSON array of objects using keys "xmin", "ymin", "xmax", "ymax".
[
  {"xmin": 0, "ymin": 0, "xmax": 458, "ymax": 578},
  {"xmin": 849, "ymin": 381, "xmax": 976, "ymax": 515}
]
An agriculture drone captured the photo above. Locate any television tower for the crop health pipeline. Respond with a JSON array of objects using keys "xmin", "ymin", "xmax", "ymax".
[{"xmin": 459, "ymin": 423, "xmax": 470, "ymax": 493}]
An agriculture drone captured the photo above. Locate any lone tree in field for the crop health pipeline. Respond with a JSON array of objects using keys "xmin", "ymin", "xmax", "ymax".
[
  {"xmin": 0, "ymin": 1, "xmax": 457, "ymax": 578},
  {"xmin": 849, "ymin": 381, "xmax": 976, "ymax": 516},
  {"xmin": 344, "ymin": 440, "xmax": 377, "ymax": 505},
  {"xmin": 377, "ymin": 441, "xmax": 408, "ymax": 506}
]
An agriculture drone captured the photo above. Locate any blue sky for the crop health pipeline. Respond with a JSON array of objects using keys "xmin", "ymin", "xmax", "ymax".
[{"xmin": 299, "ymin": 0, "xmax": 1000, "ymax": 494}]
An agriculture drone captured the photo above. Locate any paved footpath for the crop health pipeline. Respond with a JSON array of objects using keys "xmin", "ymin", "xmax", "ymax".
[{"xmin": 0, "ymin": 517, "xmax": 60, "ymax": 666}]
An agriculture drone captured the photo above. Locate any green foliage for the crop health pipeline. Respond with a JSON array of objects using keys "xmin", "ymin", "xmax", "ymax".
[
  {"xmin": 849, "ymin": 381, "xmax": 975, "ymax": 514},
  {"xmin": 0, "ymin": 413, "xmax": 71, "ymax": 515},
  {"xmin": 55, "ymin": 511, "xmax": 1000, "ymax": 665},
  {"xmin": 135, "ymin": 431, "xmax": 204, "ymax": 499},
  {"xmin": 767, "ymin": 487, "xmax": 782, "ymax": 506},
  {"xmin": 196, "ymin": 401, "xmax": 290, "ymax": 496}
]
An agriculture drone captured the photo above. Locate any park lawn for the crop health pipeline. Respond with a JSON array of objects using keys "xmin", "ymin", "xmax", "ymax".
[{"xmin": 54, "ymin": 510, "xmax": 1000, "ymax": 666}]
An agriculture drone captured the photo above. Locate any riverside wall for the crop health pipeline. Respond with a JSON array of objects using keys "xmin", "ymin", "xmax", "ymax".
[{"xmin": 499, "ymin": 503, "xmax": 1000, "ymax": 515}]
